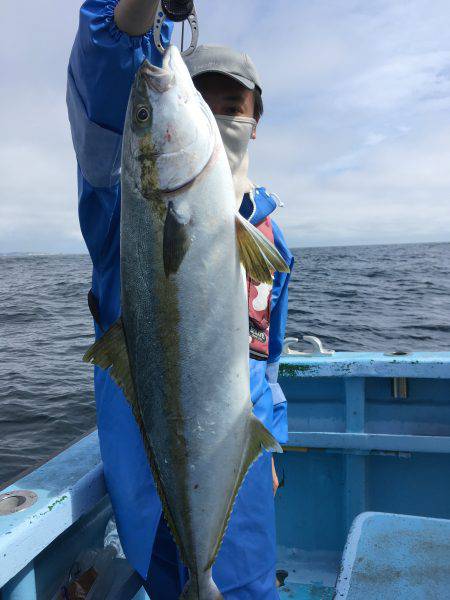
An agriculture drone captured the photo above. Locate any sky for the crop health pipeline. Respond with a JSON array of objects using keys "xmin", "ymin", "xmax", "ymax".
[{"xmin": 1, "ymin": 0, "xmax": 449, "ymax": 252}]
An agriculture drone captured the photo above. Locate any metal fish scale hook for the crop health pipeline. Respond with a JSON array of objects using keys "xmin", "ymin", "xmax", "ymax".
[{"xmin": 153, "ymin": 0, "xmax": 199, "ymax": 57}]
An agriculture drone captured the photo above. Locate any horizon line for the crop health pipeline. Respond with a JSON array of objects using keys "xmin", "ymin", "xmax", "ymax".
[{"xmin": 1, "ymin": 239, "xmax": 449, "ymax": 257}]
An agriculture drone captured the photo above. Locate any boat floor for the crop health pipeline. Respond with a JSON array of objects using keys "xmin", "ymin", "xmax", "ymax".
[
  {"xmin": 276, "ymin": 547, "xmax": 337, "ymax": 600},
  {"xmin": 279, "ymin": 582, "xmax": 334, "ymax": 599}
]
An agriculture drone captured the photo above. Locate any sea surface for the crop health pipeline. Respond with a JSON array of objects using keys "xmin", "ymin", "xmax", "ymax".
[{"xmin": 1, "ymin": 242, "xmax": 449, "ymax": 484}]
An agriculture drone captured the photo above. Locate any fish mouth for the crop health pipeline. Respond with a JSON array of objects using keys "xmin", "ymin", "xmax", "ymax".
[{"xmin": 140, "ymin": 60, "xmax": 174, "ymax": 93}]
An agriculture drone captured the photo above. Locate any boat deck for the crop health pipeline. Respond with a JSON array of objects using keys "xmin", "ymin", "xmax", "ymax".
[
  {"xmin": 279, "ymin": 582, "xmax": 334, "ymax": 599},
  {"xmin": 2, "ymin": 351, "xmax": 450, "ymax": 599}
]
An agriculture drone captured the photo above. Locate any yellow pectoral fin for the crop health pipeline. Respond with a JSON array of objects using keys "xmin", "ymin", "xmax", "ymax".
[{"xmin": 235, "ymin": 211, "xmax": 290, "ymax": 284}]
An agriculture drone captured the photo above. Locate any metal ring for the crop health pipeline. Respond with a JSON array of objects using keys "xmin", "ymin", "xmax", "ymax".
[
  {"xmin": 181, "ymin": 11, "xmax": 199, "ymax": 57},
  {"xmin": 153, "ymin": 2, "xmax": 199, "ymax": 57},
  {"xmin": 0, "ymin": 490, "xmax": 38, "ymax": 516},
  {"xmin": 153, "ymin": 6, "xmax": 167, "ymax": 55}
]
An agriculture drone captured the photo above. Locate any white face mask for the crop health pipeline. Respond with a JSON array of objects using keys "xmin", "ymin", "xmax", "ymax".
[{"xmin": 215, "ymin": 115, "xmax": 257, "ymax": 206}]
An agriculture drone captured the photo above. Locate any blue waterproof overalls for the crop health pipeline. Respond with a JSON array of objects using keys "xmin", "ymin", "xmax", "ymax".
[{"xmin": 67, "ymin": 2, "xmax": 293, "ymax": 596}]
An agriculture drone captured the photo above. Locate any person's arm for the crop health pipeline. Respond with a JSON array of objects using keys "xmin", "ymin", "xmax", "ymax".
[
  {"xmin": 115, "ymin": 0, "xmax": 195, "ymax": 36},
  {"xmin": 114, "ymin": 0, "xmax": 159, "ymax": 36},
  {"xmin": 67, "ymin": 0, "xmax": 172, "ymax": 265},
  {"xmin": 67, "ymin": 0, "xmax": 172, "ymax": 187},
  {"xmin": 68, "ymin": 0, "xmax": 172, "ymax": 136}
]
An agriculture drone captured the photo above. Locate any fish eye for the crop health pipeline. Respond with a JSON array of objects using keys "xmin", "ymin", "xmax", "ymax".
[{"xmin": 136, "ymin": 106, "xmax": 150, "ymax": 123}]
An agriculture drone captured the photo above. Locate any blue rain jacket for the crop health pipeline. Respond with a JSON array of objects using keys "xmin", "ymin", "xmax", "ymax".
[{"xmin": 67, "ymin": 0, "xmax": 293, "ymax": 592}]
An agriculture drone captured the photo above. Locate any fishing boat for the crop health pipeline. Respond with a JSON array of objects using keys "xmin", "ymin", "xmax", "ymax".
[{"xmin": 1, "ymin": 339, "xmax": 450, "ymax": 599}]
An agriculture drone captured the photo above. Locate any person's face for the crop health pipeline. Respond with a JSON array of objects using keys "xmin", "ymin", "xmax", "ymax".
[{"xmin": 193, "ymin": 73, "xmax": 258, "ymax": 140}]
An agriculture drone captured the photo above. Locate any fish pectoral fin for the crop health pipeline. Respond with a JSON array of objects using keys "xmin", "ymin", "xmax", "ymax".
[
  {"xmin": 163, "ymin": 201, "xmax": 192, "ymax": 277},
  {"xmin": 206, "ymin": 414, "xmax": 282, "ymax": 570},
  {"xmin": 83, "ymin": 318, "xmax": 135, "ymax": 404},
  {"xmin": 235, "ymin": 211, "xmax": 290, "ymax": 284}
]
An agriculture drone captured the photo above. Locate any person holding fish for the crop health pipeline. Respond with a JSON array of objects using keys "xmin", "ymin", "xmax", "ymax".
[{"xmin": 67, "ymin": 0, "xmax": 293, "ymax": 598}]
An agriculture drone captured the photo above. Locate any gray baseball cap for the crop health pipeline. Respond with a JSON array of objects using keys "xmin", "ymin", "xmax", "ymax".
[{"xmin": 184, "ymin": 44, "xmax": 263, "ymax": 94}]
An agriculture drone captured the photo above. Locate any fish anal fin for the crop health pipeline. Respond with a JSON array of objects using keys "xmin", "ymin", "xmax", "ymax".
[
  {"xmin": 205, "ymin": 414, "xmax": 282, "ymax": 570},
  {"xmin": 235, "ymin": 211, "xmax": 290, "ymax": 284},
  {"xmin": 248, "ymin": 413, "xmax": 283, "ymax": 455},
  {"xmin": 83, "ymin": 320, "xmax": 190, "ymax": 567}
]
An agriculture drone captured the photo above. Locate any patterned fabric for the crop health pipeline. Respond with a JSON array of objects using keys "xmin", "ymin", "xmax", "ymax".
[{"xmin": 248, "ymin": 217, "xmax": 274, "ymax": 360}]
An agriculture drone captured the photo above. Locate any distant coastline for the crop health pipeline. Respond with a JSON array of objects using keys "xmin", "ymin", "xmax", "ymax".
[{"xmin": 2, "ymin": 240, "xmax": 449, "ymax": 257}]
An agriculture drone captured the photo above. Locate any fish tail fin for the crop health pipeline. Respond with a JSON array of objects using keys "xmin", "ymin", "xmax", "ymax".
[
  {"xmin": 180, "ymin": 570, "xmax": 223, "ymax": 600},
  {"xmin": 235, "ymin": 211, "xmax": 290, "ymax": 284}
]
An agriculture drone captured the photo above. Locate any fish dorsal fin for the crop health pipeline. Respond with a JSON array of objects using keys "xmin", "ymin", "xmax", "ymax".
[
  {"xmin": 83, "ymin": 318, "xmax": 135, "ymax": 403},
  {"xmin": 235, "ymin": 211, "xmax": 290, "ymax": 284},
  {"xmin": 83, "ymin": 320, "xmax": 190, "ymax": 567},
  {"xmin": 206, "ymin": 414, "xmax": 282, "ymax": 570}
]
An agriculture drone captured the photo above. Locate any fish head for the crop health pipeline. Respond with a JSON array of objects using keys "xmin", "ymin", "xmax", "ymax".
[{"xmin": 123, "ymin": 45, "xmax": 217, "ymax": 194}]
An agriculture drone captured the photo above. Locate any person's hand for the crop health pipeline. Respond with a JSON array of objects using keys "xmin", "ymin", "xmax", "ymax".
[
  {"xmin": 114, "ymin": 0, "xmax": 160, "ymax": 37},
  {"xmin": 272, "ymin": 457, "xmax": 279, "ymax": 496}
]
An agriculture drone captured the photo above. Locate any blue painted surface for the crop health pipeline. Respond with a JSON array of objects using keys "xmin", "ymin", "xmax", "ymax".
[
  {"xmin": 286, "ymin": 431, "xmax": 450, "ymax": 453},
  {"xmin": 335, "ymin": 512, "xmax": 450, "ymax": 599},
  {"xmin": 276, "ymin": 352, "xmax": 450, "ymax": 575},
  {"xmin": 280, "ymin": 351, "xmax": 450, "ymax": 378},
  {"xmin": 279, "ymin": 582, "xmax": 334, "ymax": 599},
  {"xmin": 1, "ymin": 353, "xmax": 450, "ymax": 598},
  {"xmin": 1, "ymin": 562, "xmax": 37, "ymax": 600},
  {"xmin": 0, "ymin": 432, "xmax": 105, "ymax": 590}
]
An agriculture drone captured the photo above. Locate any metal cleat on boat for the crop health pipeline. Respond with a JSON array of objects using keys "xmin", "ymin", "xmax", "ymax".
[
  {"xmin": 282, "ymin": 336, "xmax": 335, "ymax": 356},
  {"xmin": 0, "ymin": 490, "xmax": 37, "ymax": 515}
]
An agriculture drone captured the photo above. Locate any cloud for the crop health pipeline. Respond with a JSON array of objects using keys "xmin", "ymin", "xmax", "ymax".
[
  {"xmin": 0, "ymin": 1, "xmax": 81, "ymax": 253},
  {"xmin": 1, "ymin": 0, "xmax": 449, "ymax": 251}
]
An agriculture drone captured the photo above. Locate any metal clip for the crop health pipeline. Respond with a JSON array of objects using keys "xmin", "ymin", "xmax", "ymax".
[
  {"xmin": 153, "ymin": 1, "xmax": 199, "ymax": 57},
  {"xmin": 282, "ymin": 336, "xmax": 335, "ymax": 356}
]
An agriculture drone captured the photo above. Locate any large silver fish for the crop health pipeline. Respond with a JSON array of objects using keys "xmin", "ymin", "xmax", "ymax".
[{"xmin": 84, "ymin": 45, "xmax": 289, "ymax": 599}]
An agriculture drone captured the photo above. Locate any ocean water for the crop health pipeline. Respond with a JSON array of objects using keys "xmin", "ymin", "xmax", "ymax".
[{"xmin": 1, "ymin": 242, "xmax": 449, "ymax": 484}]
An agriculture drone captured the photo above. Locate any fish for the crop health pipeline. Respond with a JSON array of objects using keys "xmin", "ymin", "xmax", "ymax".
[{"xmin": 83, "ymin": 45, "xmax": 289, "ymax": 600}]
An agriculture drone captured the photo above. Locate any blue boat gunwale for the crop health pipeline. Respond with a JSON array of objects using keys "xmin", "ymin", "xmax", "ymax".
[
  {"xmin": 1, "ymin": 351, "xmax": 450, "ymax": 593},
  {"xmin": 280, "ymin": 351, "xmax": 450, "ymax": 379},
  {"xmin": 0, "ymin": 432, "xmax": 105, "ymax": 589}
]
